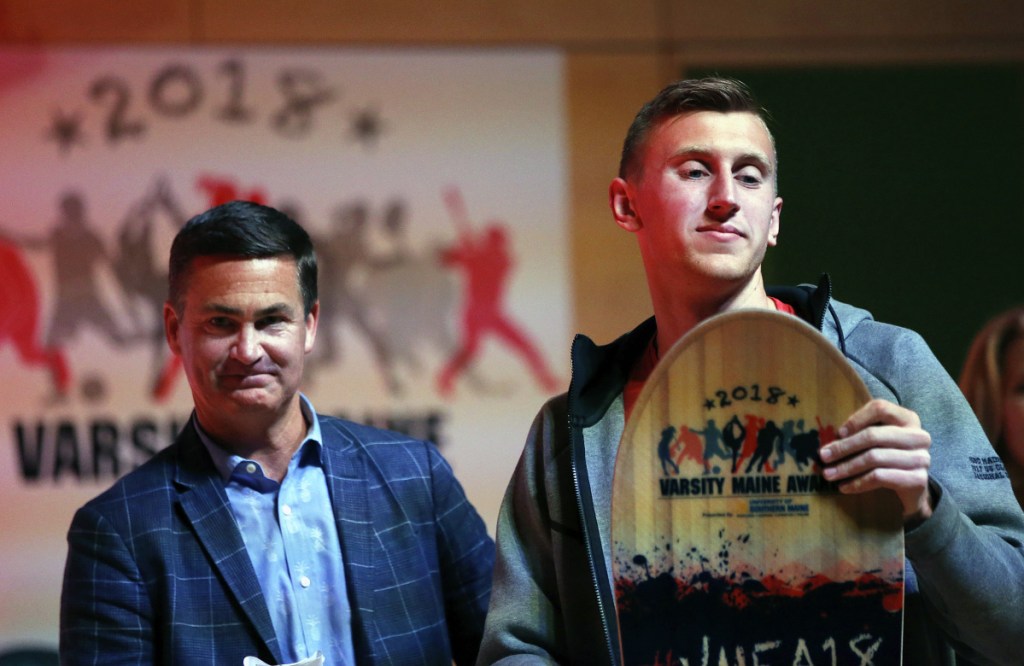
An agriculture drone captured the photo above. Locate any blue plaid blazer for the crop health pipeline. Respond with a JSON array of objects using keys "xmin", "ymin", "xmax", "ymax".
[{"xmin": 60, "ymin": 415, "xmax": 495, "ymax": 665}]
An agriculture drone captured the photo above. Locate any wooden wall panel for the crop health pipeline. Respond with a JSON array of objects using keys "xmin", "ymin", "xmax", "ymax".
[
  {"xmin": 566, "ymin": 53, "xmax": 663, "ymax": 344},
  {"xmin": 195, "ymin": 0, "xmax": 660, "ymax": 45},
  {"xmin": 0, "ymin": 0, "xmax": 191, "ymax": 43}
]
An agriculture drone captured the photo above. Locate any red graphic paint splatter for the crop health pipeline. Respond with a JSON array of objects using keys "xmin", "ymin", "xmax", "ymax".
[{"xmin": 614, "ymin": 538, "xmax": 902, "ymax": 666}]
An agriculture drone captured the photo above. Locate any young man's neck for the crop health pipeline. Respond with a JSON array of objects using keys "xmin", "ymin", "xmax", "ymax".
[{"xmin": 651, "ymin": 275, "xmax": 774, "ymax": 357}]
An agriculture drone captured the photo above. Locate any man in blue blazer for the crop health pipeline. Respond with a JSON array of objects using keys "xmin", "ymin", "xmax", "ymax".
[{"xmin": 60, "ymin": 201, "xmax": 495, "ymax": 665}]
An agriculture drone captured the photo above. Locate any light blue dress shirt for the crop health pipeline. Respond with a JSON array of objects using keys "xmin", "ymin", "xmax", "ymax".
[{"xmin": 197, "ymin": 396, "xmax": 355, "ymax": 666}]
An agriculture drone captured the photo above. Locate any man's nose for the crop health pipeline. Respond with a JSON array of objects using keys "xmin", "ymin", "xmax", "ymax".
[
  {"xmin": 231, "ymin": 325, "xmax": 263, "ymax": 363},
  {"xmin": 707, "ymin": 176, "xmax": 739, "ymax": 219}
]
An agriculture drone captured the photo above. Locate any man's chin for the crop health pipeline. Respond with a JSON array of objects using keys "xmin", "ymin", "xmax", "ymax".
[
  {"xmin": 696, "ymin": 255, "xmax": 764, "ymax": 282},
  {"xmin": 220, "ymin": 385, "xmax": 282, "ymax": 411}
]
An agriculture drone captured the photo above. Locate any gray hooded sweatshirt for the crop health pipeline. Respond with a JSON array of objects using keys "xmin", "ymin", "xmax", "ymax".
[{"xmin": 479, "ymin": 277, "xmax": 1024, "ymax": 666}]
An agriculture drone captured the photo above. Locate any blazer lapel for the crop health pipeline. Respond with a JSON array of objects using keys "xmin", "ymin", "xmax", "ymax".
[
  {"xmin": 321, "ymin": 424, "xmax": 377, "ymax": 662},
  {"xmin": 173, "ymin": 423, "xmax": 282, "ymax": 663}
]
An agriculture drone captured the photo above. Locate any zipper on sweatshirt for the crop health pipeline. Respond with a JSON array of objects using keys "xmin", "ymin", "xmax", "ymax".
[
  {"xmin": 568, "ymin": 333, "xmax": 619, "ymax": 666},
  {"xmin": 569, "ymin": 419, "xmax": 619, "ymax": 666}
]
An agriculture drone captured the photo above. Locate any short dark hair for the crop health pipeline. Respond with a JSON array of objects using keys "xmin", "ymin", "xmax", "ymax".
[
  {"xmin": 618, "ymin": 77, "xmax": 774, "ymax": 181},
  {"xmin": 168, "ymin": 200, "xmax": 318, "ymax": 315}
]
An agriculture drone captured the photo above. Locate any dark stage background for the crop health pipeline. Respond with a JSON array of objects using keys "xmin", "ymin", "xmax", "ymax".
[{"xmin": 694, "ymin": 64, "xmax": 1024, "ymax": 376}]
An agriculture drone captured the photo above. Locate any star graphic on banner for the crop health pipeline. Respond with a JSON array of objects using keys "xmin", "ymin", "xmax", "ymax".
[
  {"xmin": 47, "ymin": 108, "xmax": 85, "ymax": 155},
  {"xmin": 349, "ymin": 106, "xmax": 386, "ymax": 148},
  {"xmin": 704, "ymin": 398, "xmax": 716, "ymax": 410},
  {"xmin": 788, "ymin": 394, "xmax": 800, "ymax": 407}
]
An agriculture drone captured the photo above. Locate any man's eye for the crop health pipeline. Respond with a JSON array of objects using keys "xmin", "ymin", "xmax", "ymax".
[
  {"xmin": 257, "ymin": 316, "xmax": 286, "ymax": 329},
  {"xmin": 680, "ymin": 167, "xmax": 708, "ymax": 179},
  {"xmin": 736, "ymin": 169, "xmax": 764, "ymax": 186},
  {"xmin": 205, "ymin": 317, "xmax": 237, "ymax": 332}
]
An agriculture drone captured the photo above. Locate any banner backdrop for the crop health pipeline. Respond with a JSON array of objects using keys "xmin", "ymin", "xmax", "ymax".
[{"xmin": 0, "ymin": 47, "xmax": 569, "ymax": 654}]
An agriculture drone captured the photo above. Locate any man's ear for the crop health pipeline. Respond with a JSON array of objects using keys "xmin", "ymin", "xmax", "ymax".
[
  {"xmin": 609, "ymin": 177, "xmax": 642, "ymax": 232},
  {"xmin": 163, "ymin": 302, "xmax": 181, "ymax": 356},
  {"xmin": 767, "ymin": 196, "xmax": 783, "ymax": 247},
  {"xmin": 304, "ymin": 301, "xmax": 320, "ymax": 354}
]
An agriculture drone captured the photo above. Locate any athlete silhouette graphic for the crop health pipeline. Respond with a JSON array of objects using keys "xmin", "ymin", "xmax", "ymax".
[
  {"xmin": 26, "ymin": 192, "xmax": 131, "ymax": 349},
  {"xmin": 312, "ymin": 201, "xmax": 400, "ymax": 393},
  {"xmin": 1, "ymin": 191, "xmax": 130, "ymax": 403},
  {"xmin": 746, "ymin": 419, "xmax": 782, "ymax": 473},
  {"xmin": 114, "ymin": 178, "xmax": 188, "ymax": 400},
  {"xmin": 722, "ymin": 415, "xmax": 746, "ymax": 474},
  {"xmin": 0, "ymin": 238, "xmax": 70, "ymax": 398},
  {"xmin": 435, "ymin": 186, "xmax": 560, "ymax": 398},
  {"xmin": 690, "ymin": 419, "xmax": 728, "ymax": 474},
  {"xmin": 657, "ymin": 425, "xmax": 680, "ymax": 475}
]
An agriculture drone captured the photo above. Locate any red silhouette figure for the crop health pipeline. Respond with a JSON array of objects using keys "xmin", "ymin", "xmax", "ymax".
[
  {"xmin": 816, "ymin": 416, "xmax": 839, "ymax": 446},
  {"xmin": 435, "ymin": 186, "xmax": 560, "ymax": 397},
  {"xmin": 0, "ymin": 239, "xmax": 71, "ymax": 397},
  {"xmin": 671, "ymin": 426, "xmax": 705, "ymax": 470},
  {"xmin": 738, "ymin": 415, "xmax": 777, "ymax": 474},
  {"xmin": 152, "ymin": 176, "xmax": 268, "ymax": 401},
  {"xmin": 197, "ymin": 175, "xmax": 268, "ymax": 207}
]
